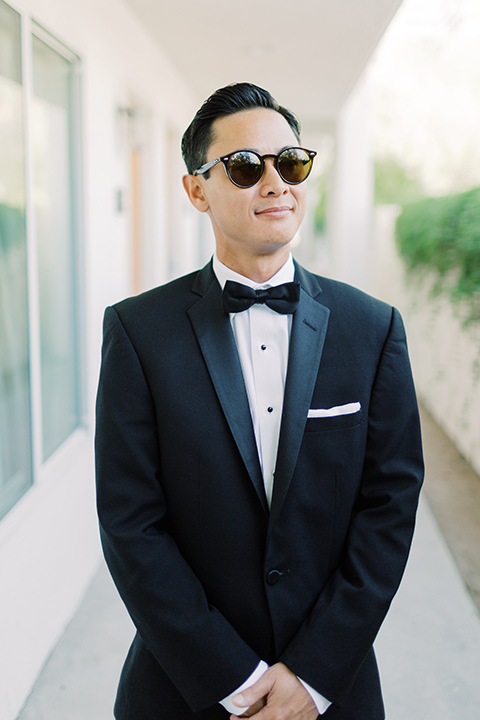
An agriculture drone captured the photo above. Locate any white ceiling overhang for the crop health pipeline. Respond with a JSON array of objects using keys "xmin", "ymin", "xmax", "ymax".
[{"xmin": 123, "ymin": 0, "xmax": 402, "ymax": 130}]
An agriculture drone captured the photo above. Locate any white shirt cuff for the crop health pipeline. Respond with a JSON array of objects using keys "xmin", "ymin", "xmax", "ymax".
[
  {"xmin": 219, "ymin": 660, "xmax": 331, "ymax": 717},
  {"xmin": 298, "ymin": 677, "xmax": 331, "ymax": 715},
  {"xmin": 220, "ymin": 660, "xmax": 269, "ymax": 715}
]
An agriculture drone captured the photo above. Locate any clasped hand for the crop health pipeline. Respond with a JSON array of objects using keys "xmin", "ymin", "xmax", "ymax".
[{"xmin": 230, "ymin": 662, "xmax": 318, "ymax": 720}]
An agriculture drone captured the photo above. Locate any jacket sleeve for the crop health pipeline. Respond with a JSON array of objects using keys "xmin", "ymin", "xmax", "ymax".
[
  {"xmin": 95, "ymin": 306, "xmax": 260, "ymax": 712},
  {"xmin": 279, "ymin": 306, "xmax": 424, "ymax": 706}
]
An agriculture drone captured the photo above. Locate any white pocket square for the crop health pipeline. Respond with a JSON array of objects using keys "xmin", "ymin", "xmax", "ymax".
[{"xmin": 308, "ymin": 402, "xmax": 361, "ymax": 418}]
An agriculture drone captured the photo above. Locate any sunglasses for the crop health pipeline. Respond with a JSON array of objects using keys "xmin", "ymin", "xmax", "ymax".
[{"xmin": 193, "ymin": 147, "xmax": 317, "ymax": 188}]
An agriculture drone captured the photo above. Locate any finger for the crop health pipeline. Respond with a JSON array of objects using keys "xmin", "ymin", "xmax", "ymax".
[
  {"xmin": 232, "ymin": 674, "xmax": 273, "ymax": 709},
  {"xmin": 237, "ymin": 698, "xmax": 267, "ymax": 717}
]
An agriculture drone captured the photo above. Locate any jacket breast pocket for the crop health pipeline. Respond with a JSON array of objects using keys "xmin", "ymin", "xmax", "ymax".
[{"xmin": 304, "ymin": 409, "xmax": 363, "ymax": 432}]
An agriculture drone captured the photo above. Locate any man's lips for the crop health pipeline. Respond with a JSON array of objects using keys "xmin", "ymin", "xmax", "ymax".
[{"xmin": 255, "ymin": 206, "xmax": 292, "ymax": 216}]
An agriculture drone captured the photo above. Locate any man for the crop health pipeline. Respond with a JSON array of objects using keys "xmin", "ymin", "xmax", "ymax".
[{"xmin": 95, "ymin": 82, "xmax": 423, "ymax": 720}]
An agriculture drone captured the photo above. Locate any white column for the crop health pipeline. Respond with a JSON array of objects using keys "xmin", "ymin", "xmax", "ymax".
[{"xmin": 329, "ymin": 73, "xmax": 373, "ymax": 291}]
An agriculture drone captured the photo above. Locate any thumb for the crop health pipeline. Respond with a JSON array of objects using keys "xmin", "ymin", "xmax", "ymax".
[{"xmin": 232, "ymin": 672, "xmax": 273, "ymax": 708}]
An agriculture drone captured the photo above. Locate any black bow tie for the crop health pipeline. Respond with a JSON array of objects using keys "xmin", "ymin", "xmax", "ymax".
[{"xmin": 222, "ymin": 280, "xmax": 301, "ymax": 315}]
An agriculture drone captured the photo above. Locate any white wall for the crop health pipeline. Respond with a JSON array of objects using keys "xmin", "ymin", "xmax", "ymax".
[
  {"xmin": 0, "ymin": 1, "xmax": 197, "ymax": 718},
  {"xmin": 372, "ymin": 205, "xmax": 480, "ymax": 478},
  {"xmin": 329, "ymin": 72, "xmax": 374, "ymax": 290}
]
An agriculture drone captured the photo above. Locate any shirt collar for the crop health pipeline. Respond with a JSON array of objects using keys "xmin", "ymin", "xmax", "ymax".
[{"xmin": 213, "ymin": 254, "xmax": 295, "ymax": 291}]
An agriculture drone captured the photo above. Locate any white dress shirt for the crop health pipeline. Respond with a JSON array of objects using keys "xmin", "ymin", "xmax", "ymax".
[{"xmin": 213, "ymin": 256, "xmax": 331, "ymax": 716}]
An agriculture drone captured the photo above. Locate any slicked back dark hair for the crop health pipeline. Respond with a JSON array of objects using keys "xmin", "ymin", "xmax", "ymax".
[{"xmin": 181, "ymin": 82, "xmax": 301, "ymax": 176}]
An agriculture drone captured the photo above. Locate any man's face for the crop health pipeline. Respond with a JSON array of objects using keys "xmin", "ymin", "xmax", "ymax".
[{"xmin": 185, "ymin": 108, "xmax": 308, "ymax": 267}]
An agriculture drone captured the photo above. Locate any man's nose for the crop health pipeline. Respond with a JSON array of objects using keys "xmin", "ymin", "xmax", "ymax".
[{"xmin": 260, "ymin": 158, "xmax": 287, "ymax": 194}]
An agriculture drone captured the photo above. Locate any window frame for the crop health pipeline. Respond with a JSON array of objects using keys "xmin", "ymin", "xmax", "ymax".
[
  {"xmin": 0, "ymin": 1, "xmax": 85, "ymax": 520},
  {"xmin": 27, "ymin": 18, "xmax": 86, "ymax": 482}
]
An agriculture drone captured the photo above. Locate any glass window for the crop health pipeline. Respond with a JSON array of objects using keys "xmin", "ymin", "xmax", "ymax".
[
  {"xmin": 32, "ymin": 33, "xmax": 81, "ymax": 460},
  {"xmin": 0, "ymin": 0, "xmax": 33, "ymax": 518},
  {"xmin": 0, "ymin": 3, "xmax": 82, "ymax": 519}
]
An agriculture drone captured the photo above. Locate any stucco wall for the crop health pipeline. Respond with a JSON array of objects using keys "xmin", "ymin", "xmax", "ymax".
[{"xmin": 372, "ymin": 205, "xmax": 480, "ymax": 477}]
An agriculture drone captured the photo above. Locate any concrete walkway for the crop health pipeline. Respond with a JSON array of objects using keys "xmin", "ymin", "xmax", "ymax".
[{"xmin": 17, "ymin": 415, "xmax": 480, "ymax": 719}]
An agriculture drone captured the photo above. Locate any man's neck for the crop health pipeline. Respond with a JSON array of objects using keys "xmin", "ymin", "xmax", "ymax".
[
  {"xmin": 216, "ymin": 247, "xmax": 291, "ymax": 284},
  {"xmin": 214, "ymin": 254, "xmax": 294, "ymax": 291}
]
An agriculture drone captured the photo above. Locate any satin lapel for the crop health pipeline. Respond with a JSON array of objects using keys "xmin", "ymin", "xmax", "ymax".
[
  {"xmin": 268, "ymin": 285, "xmax": 330, "ymax": 536},
  {"xmin": 188, "ymin": 269, "xmax": 268, "ymax": 515}
]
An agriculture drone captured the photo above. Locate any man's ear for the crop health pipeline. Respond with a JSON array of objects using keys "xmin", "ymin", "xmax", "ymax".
[{"xmin": 182, "ymin": 174, "xmax": 209, "ymax": 212}]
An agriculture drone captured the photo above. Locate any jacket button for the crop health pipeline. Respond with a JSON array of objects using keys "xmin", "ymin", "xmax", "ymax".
[{"xmin": 266, "ymin": 569, "xmax": 282, "ymax": 586}]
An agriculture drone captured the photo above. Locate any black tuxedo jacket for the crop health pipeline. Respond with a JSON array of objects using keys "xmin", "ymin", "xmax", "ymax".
[{"xmin": 95, "ymin": 260, "xmax": 423, "ymax": 720}]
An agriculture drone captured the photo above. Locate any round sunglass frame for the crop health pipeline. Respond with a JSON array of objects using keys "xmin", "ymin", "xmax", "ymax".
[{"xmin": 193, "ymin": 147, "xmax": 317, "ymax": 188}]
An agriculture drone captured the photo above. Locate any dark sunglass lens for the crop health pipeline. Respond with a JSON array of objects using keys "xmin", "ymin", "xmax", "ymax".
[
  {"xmin": 227, "ymin": 152, "xmax": 263, "ymax": 187},
  {"xmin": 278, "ymin": 149, "xmax": 312, "ymax": 184}
]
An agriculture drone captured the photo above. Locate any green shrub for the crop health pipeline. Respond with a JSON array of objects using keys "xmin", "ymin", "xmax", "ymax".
[
  {"xmin": 395, "ymin": 187, "xmax": 480, "ymax": 324},
  {"xmin": 375, "ymin": 157, "xmax": 424, "ymax": 206}
]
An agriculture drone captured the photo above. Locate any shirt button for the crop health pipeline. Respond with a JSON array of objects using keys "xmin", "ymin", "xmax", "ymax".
[
  {"xmin": 261, "ymin": 344, "xmax": 267, "ymax": 351},
  {"xmin": 267, "ymin": 406, "xmax": 274, "ymax": 414}
]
